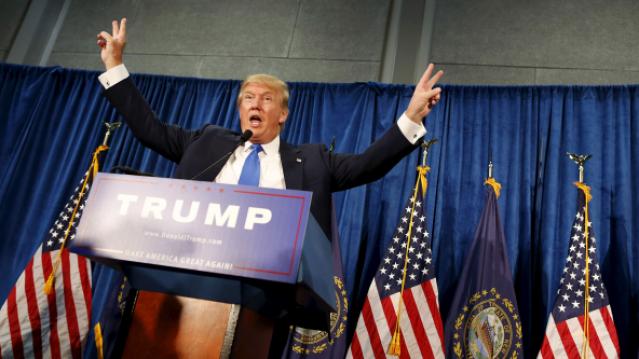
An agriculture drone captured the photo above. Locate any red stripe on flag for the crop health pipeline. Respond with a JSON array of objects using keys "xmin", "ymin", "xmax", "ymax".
[
  {"xmin": 349, "ymin": 333, "xmax": 364, "ymax": 359},
  {"xmin": 380, "ymin": 295, "xmax": 399, "ymax": 339},
  {"xmin": 24, "ymin": 259, "xmax": 43, "ymax": 358},
  {"xmin": 380, "ymin": 295, "xmax": 398, "ymax": 329},
  {"xmin": 578, "ymin": 315, "xmax": 605, "ymax": 358},
  {"xmin": 422, "ymin": 280, "xmax": 445, "ymax": 351},
  {"xmin": 361, "ymin": 299, "xmax": 386, "ymax": 359},
  {"xmin": 599, "ymin": 306, "xmax": 620, "ymax": 355},
  {"xmin": 61, "ymin": 250, "xmax": 81, "ymax": 359},
  {"xmin": 402, "ymin": 289, "xmax": 434, "ymax": 358},
  {"xmin": 539, "ymin": 335, "xmax": 555, "ymax": 359},
  {"xmin": 41, "ymin": 252, "xmax": 61, "ymax": 359},
  {"xmin": 380, "ymin": 295, "xmax": 400, "ymax": 356},
  {"xmin": 7, "ymin": 288, "xmax": 25, "ymax": 359},
  {"xmin": 77, "ymin": 256, "xmax": 92, "ymax": 318},
  {"xmin": 555, "ymin": 319, "xmax": 579, "ymax": 358},
  {"xmin": 381, "ymin": 295, "xmax": 414, "ymax": 358}
]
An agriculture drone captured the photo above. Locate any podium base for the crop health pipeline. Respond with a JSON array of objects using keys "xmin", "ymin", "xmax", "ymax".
[
  {"xmin": 122, "ymin": 292, "xmax": 232, "ymax": 358},
  {"xmin": 121, "ymin": 291, "xmax": 285, "ymax": 358},
  {"xmin": 230, "ymin": 307, "xmax": 276, "ymax": 358}
]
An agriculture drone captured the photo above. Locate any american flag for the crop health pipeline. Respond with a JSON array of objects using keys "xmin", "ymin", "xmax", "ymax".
[
  {"xmin": 0, "ymin": 179, "xmax": 92, "ymax": 358},
  {"xmin": 348, "ymin": 171, "xmax": 445, "ymax": 358},
  {"xmin": 538, "ymin": 186, "xmax": 620, "ymax": 358}
]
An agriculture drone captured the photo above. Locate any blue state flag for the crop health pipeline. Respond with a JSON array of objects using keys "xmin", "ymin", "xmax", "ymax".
[
  {"xmin": 282, "ymin": 204, "xmax": 349, "ymax": 358},
  {"xmin": 444, "ymin": 180, "xmax": 523, "ymax": 358},
  {"xmin": 83, "ymin": 266, "xmax": 133, "ymax": 359}
]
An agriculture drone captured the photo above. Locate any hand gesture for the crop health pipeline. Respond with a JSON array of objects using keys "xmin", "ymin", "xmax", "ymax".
[
  {"xmin": 97, "ymin": 18, "xmax": 127, "ymax": 70},
  {"xmin": 405, "ymin": 64, "xmax": 444, "ymax": 123}
]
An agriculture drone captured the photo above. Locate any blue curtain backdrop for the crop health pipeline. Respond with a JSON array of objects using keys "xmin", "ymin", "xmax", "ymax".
[{"xmin": 1, "ymin": 63, "xmax": 637, "ymax": 357}]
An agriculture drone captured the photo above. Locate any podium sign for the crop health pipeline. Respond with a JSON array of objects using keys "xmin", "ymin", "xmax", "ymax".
[{"xmin": 73, "ymin": 173, "xmax": 312, "ymax": 284}]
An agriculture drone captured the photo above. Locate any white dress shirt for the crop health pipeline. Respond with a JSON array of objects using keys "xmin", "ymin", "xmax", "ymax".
[{"xmin": 215, "ymin": 137, "xmax": 286, "ymax": 189}]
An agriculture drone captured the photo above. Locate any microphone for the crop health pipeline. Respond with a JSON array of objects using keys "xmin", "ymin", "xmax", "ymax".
[
  {"xmin": 238, "ymin": 129, "xmax": 253, "ymax": 145},
  {"xmin": 190, "ymin": 130, "xmax": 253, "ymax": 181}
]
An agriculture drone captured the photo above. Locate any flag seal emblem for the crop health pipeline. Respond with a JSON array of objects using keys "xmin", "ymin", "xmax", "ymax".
[
  {"xmin": 452, "ymin": 288, "xmax": 523, "ymax": 359},
  {"xmin": 290, "ymin": 276, "xmax": 348, "ymax": 354}
]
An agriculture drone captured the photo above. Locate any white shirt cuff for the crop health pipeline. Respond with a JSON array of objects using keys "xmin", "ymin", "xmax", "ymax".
[
  {"xmin": 98, "ymin": 64, "xmax": 130, "ymax": 89},
  {"xmin": 397, "ymin": 112, "xmax": 427, "ymax": 144}
]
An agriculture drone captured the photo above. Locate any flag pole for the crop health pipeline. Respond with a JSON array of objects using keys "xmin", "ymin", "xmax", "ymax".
[
  {"xmin": 484, "ymin": 150, "xmax": 501, "ymax": 197},
  {"xmin": 44, "ymin": 121, "xmax": 121, "ymax": 295},
  {"xmin": 567, "ymin": 152, "xmax": 593, "ymax": 359},
  {"xmin": 421, "ymin": 139, "xmax": 437, "ymax": 167},
  {"xmin": 387, "ymin": 139, "xmax": 437, "ymax": 356},
  {"xmin": 488, "ymin": 159, "xmax": 493, "ymax": 179}
]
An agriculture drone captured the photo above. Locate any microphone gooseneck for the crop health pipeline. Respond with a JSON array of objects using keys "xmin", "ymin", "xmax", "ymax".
[
  {"xmin": 110, "ymin": 165, "xmax": 154, "ymax": 177},
  {"xmin": 189, "ymin": 130, "xmax": 254, "ymax": 181}
]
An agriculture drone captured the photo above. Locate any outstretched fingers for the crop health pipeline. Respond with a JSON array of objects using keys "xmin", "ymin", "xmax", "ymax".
[
  {"xmin": 112, "ymin": 20, "xmax": 119, "ymax": 37},
  {"xmin": 425, "ymin": 69, "xmax": 444, "ymax": 89},
  {"xmin": 119, "ymin": 18, "xmax": 127, "ymax": 39},
  {"xmin": 107, "ymin": 18, "xmax": 127, "ymax": 41},
  {"xmin": 416, "ymin": 63, "xmax": 434, "ymax": 90},
  {"xmin": 97, "ymin": 19, "xmax": 127, "ymax": 70},
  {"xmin": 416, "ymin": 64, "xmax": 444, "ymax": 95}
]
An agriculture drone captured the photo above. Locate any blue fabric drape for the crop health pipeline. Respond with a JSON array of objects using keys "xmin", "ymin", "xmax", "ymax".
[{"xmin": 0, "ymin": 63, "xmax": 637, "ymax": 357}]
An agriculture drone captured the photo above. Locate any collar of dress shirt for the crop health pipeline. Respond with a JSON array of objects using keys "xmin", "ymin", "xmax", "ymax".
[{"xmin": 243, "ymin": 136, "xmax": 280, "ymax": 156}]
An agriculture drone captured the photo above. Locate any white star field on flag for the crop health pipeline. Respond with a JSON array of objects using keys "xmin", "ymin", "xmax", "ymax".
[
  {"xmin": 375, "ymin": 197, "xmax": 434, "ymax": 297},
  {"xmin": 46, "ymin": 183, "xmax": 90, "ymax": 251},
  {"xmin": 553, "ymin": 206, "xmax": 609, "ymax": 321}
]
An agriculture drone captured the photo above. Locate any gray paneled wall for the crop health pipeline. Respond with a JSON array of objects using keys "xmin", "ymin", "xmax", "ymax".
[
  {"xmin": 431, "ymin": 0, "xmax": 639, "ymax": 84},
  {"xmin": 0, "ymin": 0, "xmax": 31, "ymax": 62},
  {"xmin": 5, "ymin": 0, "xmax": 639, "ymax": 84},
  {"xmin": 48, "ymin": 0, "xmax": 390, "ymax": 82}
]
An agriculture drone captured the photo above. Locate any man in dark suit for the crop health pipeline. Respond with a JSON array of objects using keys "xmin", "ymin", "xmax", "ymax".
[{"xmin": 97, "ymin": 18, "xmax": 443, "ymax": 358}]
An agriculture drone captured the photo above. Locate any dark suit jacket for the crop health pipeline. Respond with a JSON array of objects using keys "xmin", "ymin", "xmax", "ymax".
[
  {"xmin": 104, "ymin": 77, "xmax": 419, "ymax": 238},
  {"xmin": 103, "ymin": 77, "xmax": 421, "ymax": 332}
]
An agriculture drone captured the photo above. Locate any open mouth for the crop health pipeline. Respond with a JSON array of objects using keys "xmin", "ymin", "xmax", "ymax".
[{"xmin": 249, "ymin": 115, "xmax": 262, "ymax": 127}]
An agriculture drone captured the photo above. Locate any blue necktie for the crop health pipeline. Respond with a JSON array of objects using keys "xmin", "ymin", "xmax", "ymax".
[{"xmin": 238, "ymin": 144, "xmax": 263, "ymax": 186}]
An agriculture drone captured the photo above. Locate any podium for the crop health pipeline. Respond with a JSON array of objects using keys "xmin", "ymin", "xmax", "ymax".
[{"xmin": 70, "ymin": 173, "xmax": 335, "ymax": 357}]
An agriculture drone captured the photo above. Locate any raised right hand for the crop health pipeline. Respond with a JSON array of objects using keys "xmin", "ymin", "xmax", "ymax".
[{"xmin": 97, "ymin": 18, "xmax": 127, "ymax": 70}]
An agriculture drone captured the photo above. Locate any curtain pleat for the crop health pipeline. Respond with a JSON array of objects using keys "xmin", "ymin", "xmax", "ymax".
[{"xmin": 1, "ymin": 64, "xmax": 637, "ymax": 357}]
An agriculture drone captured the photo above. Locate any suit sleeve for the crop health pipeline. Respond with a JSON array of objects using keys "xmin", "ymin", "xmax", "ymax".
[
  {"xmin": 103, "ymin": 77, "xmax": 200, "ymax": 163},
  {"xmin": 327, "ymin": 124, "xmax": 419, "ymax": 192}
]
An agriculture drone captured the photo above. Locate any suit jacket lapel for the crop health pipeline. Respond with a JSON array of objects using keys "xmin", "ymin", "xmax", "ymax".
[{"xmin": 280, "ymin": 141, "xmax": 303, "ymax": 190}]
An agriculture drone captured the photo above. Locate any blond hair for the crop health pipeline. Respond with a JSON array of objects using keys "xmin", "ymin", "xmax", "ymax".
[{"xmin": 237, "ymin": 74, "xmax": 289, "ymax": 111}]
